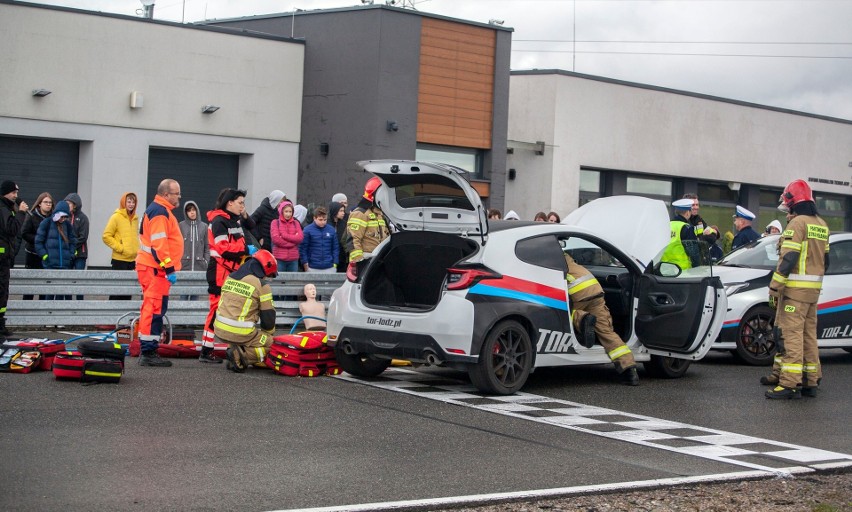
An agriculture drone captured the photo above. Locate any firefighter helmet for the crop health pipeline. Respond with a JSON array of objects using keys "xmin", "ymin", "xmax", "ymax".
[
  {"xmin": 779, "ymin": 179, "xmax": 814, "ymax": 212},
  {"xmin": 363, "ymin": 176, "xmax": 382, "ymax": 202},
  {"xmin": 253, "ymin": 249, "xmax": 278, "ymax": 278}
]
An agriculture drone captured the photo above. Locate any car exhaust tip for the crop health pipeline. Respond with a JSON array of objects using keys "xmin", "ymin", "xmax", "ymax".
[
  {"xmin": 424, "ymin": 351, "xmax": 442, "ymax": 366},
  {"xmin": 342, "ymin": 342, "xmax": 356, "ymax": 355}
]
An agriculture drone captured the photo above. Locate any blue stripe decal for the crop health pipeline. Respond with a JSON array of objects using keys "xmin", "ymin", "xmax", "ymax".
[
  {"xmin": 819, "ymin": 304, "xmax": 852, "ymax": 315},
  {"xmin": 470, "ymin": 284, "xmax": 568, "ymax": 311},
  {"xmin": 721, "ymin": 323, "xmax": 738, "ymax": 329}
]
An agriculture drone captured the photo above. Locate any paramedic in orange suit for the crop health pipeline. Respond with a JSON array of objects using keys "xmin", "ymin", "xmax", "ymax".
[{"xmin": 136, "ymin": 179, "xmax": 184, "ymax": 367}]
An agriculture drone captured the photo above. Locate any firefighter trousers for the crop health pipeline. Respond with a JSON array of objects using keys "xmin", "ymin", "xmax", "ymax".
[
  {"xmin": 136, "ymin": 264, "xmax": 172, "ymax": 353},
  {"xmin": 775, "ymin": 296, "xmax": 821, "ymax": 389},
  {"xmin": 217, "ymin": 329, "xmax": 271, "ymax": 367},
  {"xmin": 573, "ymin": 295, "xmax": 635, "ymax": 371}
]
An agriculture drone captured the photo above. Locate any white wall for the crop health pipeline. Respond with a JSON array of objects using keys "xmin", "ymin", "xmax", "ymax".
[
  {"xmin": 507, "ymin": 72, "xmax": 852, "ymax": 219},
  {"xmin": 0, "ymin": 2, "xmax": 304, "ymax": 142}
]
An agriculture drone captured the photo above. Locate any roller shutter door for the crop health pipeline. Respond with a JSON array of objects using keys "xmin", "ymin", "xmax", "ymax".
[
  {"xmin": 147, "ymin": 149, "xmax": 239, "ymax": 217},
  {"xmin": 0, "ymin": 136, "xmax": 79, "ymax": 267}
]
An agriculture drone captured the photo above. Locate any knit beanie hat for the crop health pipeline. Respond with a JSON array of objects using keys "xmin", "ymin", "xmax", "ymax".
[
  {"xmin": 293, "ymin": 204, "xmax": 308, "ymax": 224},
  {"xmin": 0, "ymin": 181, "xmax": 18, "ymax": 196},
  {"xmin": 332, "ymin": 193, "xmax": 347, "ymax": 203},
  {"xmin": 268, "ymin": 190, "xmax": 285, "ymax": 209}
]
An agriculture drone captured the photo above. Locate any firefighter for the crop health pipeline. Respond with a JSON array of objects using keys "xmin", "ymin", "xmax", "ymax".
[
  {"xmin": 136, "ymin": 179, "xmax": 184, "ymax": 367},
  {"xmin": 214, "ymin": 249, "xmax": 278, "ymax": 373},
  {"xmin": 565, "ymin": 252, "xmax": 639, "ymax": 386},
  {"xmin": 346, "ymin": 176, "xmax": 389, "ymax": 264},
  {"xmin": 660, "ymin": 198, "xmax": 699, "ymax": 270},
  {"xmin": 200, "ymin": 189, "xmax": 256, "ymax": 362},
  {"xmin": 765, "ymin": 179, "xmax": 829, "ymax": 399}
]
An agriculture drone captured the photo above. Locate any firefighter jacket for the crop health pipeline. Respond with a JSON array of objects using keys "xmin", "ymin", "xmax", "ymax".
[
  {"xmin": 214, "ymin": 271, "xmax": 275, "ymax": 343},
  {"xmin": 346, "ymin": 203, "xmax": 389, "ymax": 262},
  {"xmin": 565, "ymin": 254, "xmax": 604, "ymax": 303},
  {"xmin": 136, "ymin": 195, "xmax": 183, "ymax": 274},
  {"xmin": 206, "ymin": 209, "xmax": 250, "ymax": 293},
  {"xmin": 769, "ymin": 214, "xmax": 829, "ymax": 304}
]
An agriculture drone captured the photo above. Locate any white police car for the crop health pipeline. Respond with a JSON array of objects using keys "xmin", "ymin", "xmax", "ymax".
[
  {"xmin": 713, "ymin": 232, "xmax": 852, "ymax": 365},
  {"xmin": 327, "ymin": 160, "xmax": 728, "ymax": 394}
]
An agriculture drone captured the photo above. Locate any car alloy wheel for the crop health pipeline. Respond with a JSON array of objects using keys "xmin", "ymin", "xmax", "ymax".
[
  {"xmin": 469, "ymin": 320, "xmax": 532, "ymax": 395},
  {"xmin": 735, "ymin": 305, "xmax": 776, "ymax": 366}
]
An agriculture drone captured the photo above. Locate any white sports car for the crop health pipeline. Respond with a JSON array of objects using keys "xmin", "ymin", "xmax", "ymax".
[
  {"xmin": 327, "ymin": 160, "xmax": 728, "ymax": 394},
  {"xmin": 712, "ymin": 232, "xmax": 852, "ymax": 365}
]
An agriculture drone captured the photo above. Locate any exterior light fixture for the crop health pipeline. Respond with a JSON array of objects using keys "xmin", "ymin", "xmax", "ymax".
[
  {"xmin": 201, "ymin": 105, "xmax": 220, "ymax": 114},
  {"xmin": 32, "ymin": 89, "xmax": 52, "ymax": 97},
  {"xmin": 386, "ymin": 120, "xmax": 399, "ymax": 132}
]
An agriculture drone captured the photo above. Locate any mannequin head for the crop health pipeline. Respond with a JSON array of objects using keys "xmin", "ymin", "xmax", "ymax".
[{"xmin": 303, "ymin": 283, "xmax": 317, "ymax": 300}]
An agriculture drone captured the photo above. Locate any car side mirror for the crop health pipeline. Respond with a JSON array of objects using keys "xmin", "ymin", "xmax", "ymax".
[{"xmin": 656, "ymin": 261, "xmax": 682, "ymax": 277}]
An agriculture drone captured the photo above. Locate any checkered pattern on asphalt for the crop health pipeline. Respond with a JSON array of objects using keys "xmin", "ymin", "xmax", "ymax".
[{"xmin": 336, "ymin": 369, "xmax": 852, "ymax": 473}]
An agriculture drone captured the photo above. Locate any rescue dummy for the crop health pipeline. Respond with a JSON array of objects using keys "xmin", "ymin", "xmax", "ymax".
[
  {"xmin": 764, "ymin": 179, "xmax": 829, "ymax": 400},
  {"xmin": 298, "ymin": 283, "xmax": 326, "ymax": 330},
  {"xmin": 565, "ymin": 253, "xmax": 639, "ymax": 386},
  {"xmin": 214, "ymin": 249, "xmax": 278, "ymax": 373}
]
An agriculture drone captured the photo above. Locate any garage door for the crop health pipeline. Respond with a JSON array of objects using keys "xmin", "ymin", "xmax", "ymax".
[
  {"xmin": 0, "ymin": 136, "xmax": 80, "ymax": 267},
  {"xmin": 147, "ymin": 149, "xmax": 239, "ymax": 219}
]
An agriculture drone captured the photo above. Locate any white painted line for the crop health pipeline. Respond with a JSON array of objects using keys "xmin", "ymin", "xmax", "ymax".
[{"xmin": 271, "ymin": 469, "xmax": 811, "ymax": 512}]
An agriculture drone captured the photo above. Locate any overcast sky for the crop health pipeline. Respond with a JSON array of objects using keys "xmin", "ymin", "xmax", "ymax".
[{"xmin": 28, "ymin": 0, "xmax": 852, "ymax": 120}]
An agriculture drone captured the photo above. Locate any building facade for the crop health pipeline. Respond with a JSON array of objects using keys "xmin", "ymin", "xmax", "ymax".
[
  {"xmin": 507, "ymin": 70, "xmax": 852, "ymax": 233},
  {"xmin": 0, "ymin": 1, "xmax": 304, "ymax": 267},
  {"xmin": 211, "ymin": 5, "xmax": 512, "ymax": 211}
]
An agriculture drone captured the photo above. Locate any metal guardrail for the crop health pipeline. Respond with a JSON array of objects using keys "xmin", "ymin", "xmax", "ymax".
[{"xmin": 6, "ymin": 269, "xmax": 346, "ymax": 328}]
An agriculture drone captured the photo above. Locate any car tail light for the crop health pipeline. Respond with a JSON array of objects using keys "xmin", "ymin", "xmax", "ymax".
[{"xmin": 446, "ymin": 265, "xmax": 501, "ymax": 290}]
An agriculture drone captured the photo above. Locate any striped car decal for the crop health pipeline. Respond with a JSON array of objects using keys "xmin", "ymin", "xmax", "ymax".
[
  {"xmin": 722, "ymin": 295, "xmax": 852, "ymax": 328},
  {"xmin": 469, "ymin": 275, "xmax": 568, "ymax": 311}
]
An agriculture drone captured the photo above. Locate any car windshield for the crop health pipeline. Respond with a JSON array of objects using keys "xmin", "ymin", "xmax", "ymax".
[{"xmin": 718, "ymin": 234, "xmax": 780, "ymax": 269}]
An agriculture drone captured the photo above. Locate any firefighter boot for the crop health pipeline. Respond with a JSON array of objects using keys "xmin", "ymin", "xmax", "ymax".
[
  {"xmin": 759, "ymin": 375, "xmax": 779, "ymax": 386},
  {"xmin": 618, "ymin": 365, "xmax": 639, "ymax": 386},
  {"xmin": 765, "ymin": 385, "xmax": 801, "ymax": 399},
  {"xmin": 579, "ymin": 314, "xmax": 597, "ymax": 349},
  {"xmin": 0, "ymin": 316, "xmax": 13, "ymax": 337},
  {"xmin": 139, "ymin": 351, "xmax": 173, "ymax": 367},
  {"xmin": 198, "ymin": 346, "xmax": 222, "ymax": 364},
  {"xmin": 225, "ymin": 347, "xmax": 245, "ymax": 373},
  {"xmin": 802, "ymin": 378, "xmax": 821, "ymax": 398}
]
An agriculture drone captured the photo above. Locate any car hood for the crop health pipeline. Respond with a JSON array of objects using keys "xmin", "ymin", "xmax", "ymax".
[
  {"xmin": 710, "ymin": 264, "xmax": 771, "ymax": 284},
  {"xmin": 562, "ymin": 195, "xmax": 669, "ymax": 267},
  {"xmin": 359, "ymin": 160, "xmax": 487, "ymax": 242}
]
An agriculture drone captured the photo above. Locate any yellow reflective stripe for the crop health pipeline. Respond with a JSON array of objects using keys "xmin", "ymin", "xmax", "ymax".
[
  {"xmin": 788, "ymin": 274, "xmax": 823, "ymax": 282},
  {"xmin": 259, "ymin": 293, "xmax": 273, "ymax": 303},
  {"xmin": 799, "ymin": 240, "xmax": 808, "ymax": 274},
  {"xmin": 0, "ymin": 248, "xmax": 5, "ymax": 254},
  {"xmin": 150, "ymin": 232, "xmax": 166, "ymax": 240},
  {"xmin": 781, "ymin": 363, "xmax": 803, "ymax": 374},
  {"xmin": 806, "ymin": 224, "xmax": 828, "ymax": 241},
  {"xmin": 350, "ymin": 249, "xmax": 363, "ymax": 260},
  {"xmin": 780, "ymin": 241, "xmax": 801, "ymax": 251},
  {"xmin": 85, "ymin": 370, "xmax": 121, "ymax": 377},
  {"xmin": 786, "ymin": 281, "xmax": 823, "ymax": 289},
  {"xmin": 803, "ymin": 363, "xmax": 819, "ymax": 373},
  {"xmin": 348, "ymin": 218, "xmax": 367, "ymax": 227},
  {"xmin": 238, "ymin": 296, "xmax": 252, "ymax": 322},
  {"xmin": 215, "ymin": 315, "xmax": 255, "ymax": 329},
  {"xmin": 567, "ymin": 276, "xmax": 599, "ymax": 295},
  {"xmin": 214, "ymin": 319, "xmax": 254, "ymax": 335},
  {"xmin": 771, "ymin": 273, "xmax": 787, "ymax": 285},
  {"xmin": 608, "ymin": 345, "xmax": 632, "ymax": 361},
  {"xmin": 255, "ymin": 347, "xmax": 265, "ymax": 362},
  {"xmin": 773, "ymin": 355, "xmax": 782, "ymax": 364}
]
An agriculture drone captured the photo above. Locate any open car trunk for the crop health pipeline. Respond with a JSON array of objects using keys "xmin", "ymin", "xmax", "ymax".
[{"xmin": 361, "ymin": 231, "xmax": 480, "ymax": 310}]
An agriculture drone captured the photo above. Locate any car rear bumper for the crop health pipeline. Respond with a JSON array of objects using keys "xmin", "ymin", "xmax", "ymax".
[{"xmin": 334, "ymin": 326, "xmax": 477, "ymax": 364}]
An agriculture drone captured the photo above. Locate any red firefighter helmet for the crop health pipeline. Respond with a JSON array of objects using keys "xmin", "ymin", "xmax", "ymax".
[
  {"xmin": 779, "ymin": 179, "xmax": 814, "ymax": 212},
  {"xmin": 253, "ymin": 249, "xmax": 278, "ymax": 278},
  {"xmin": 363, "ymin": 176, "xmax": 382, "ymax": 202}
]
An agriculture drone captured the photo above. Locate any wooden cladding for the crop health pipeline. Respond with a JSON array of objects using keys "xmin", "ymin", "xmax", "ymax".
[{"xmin": 417, "ymin": 18, "xmax": 495, "ymax": 149}]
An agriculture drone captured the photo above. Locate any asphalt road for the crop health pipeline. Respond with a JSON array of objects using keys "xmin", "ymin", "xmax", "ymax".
[{"xmin": 1, "ymin": 332, "xmax": 850, "ymax": 512}]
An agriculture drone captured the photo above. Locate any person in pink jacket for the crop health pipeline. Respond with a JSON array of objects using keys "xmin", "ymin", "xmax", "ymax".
[{"xmin": 270, "ymin": 200, "xmax": 303, "ymax": 272}]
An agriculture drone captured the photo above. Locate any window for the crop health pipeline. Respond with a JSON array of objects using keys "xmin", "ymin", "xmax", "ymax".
[
  {"xmin": 626, "ymin": 176, "xmax": 671, "ymax": 197},
  {"xmin": 826, "ymin": 240, "xmax": 852, "ymax": 275},
  {"xmin": 416, "ymin": 144, "xmax": 482, "ymax": 178},
  {"xmin": 515, "ymin": 235, "xmax": 565, "ymax": 271},
  {"xmin": 815, "ymin": 193, "xmax": 849, "ymax": 232},
  {"xmin": 579, "ymin": 169, "xmax": 601, "ymax": 206}
]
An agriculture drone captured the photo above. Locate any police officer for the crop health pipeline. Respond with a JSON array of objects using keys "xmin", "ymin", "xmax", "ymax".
[
  {"xmin": 346, "ymin": 177, "xmax": 389, "ymax": 264},
  {"xmin": 660, "ymin": 198, "xmax": 698, "ymax": 270},
  {"xmin": 565, "ymin": 253, "xmax": 639, "ymax": 385},
  {"xmin": 0, "ymin": 181, "xmax": 28, "ymax": 337},
  {"xmin": 136, "ymin": 179, "xmax": 184, "ymax": 367},
  {"xmin": 214, "ymin": 249, "xmax": 278, "ymax": 373},
  {"xmin": 731, "ymin": 205, "xmax": 760, "ymax": 250},
  {"xmin": 765, "ymin": 179, "xmax": 829, "ymax": 399}
]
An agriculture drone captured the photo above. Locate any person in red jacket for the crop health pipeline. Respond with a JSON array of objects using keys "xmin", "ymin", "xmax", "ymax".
[
  {"xmin": 136, "ymin": 179, "xmax": 184, "ymax": 367},
  {"xmin": 270, "ymin": 200, "xmax": 303, "ymax": 273},
  {"xmin": 200, "ymin": 188, "xmax": 256, "ymax": 362}
]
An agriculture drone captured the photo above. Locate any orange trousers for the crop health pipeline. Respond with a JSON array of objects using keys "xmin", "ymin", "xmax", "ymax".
[{"xmin": 136, "ymin": 264, "xmax": 172, "ymax": 353}]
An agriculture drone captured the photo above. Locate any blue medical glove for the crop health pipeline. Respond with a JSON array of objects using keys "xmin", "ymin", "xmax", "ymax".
[
  {"xmin": 247, "ymin": 244, "xmax": 258, "ymax": 256},
  {"xmin": 166, "ymin": 273, "xmax": 178, "ymax": 285}
]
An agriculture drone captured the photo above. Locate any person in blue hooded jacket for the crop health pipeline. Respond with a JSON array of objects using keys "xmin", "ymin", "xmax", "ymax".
[{"xmin": 35, "ymin": 200, "xmax": 77, "ymax": 270}]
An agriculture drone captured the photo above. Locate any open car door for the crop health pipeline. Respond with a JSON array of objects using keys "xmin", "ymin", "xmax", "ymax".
[{"xmin": 635, "ymin": 265, "xmax": 727, "ymax": 359}]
